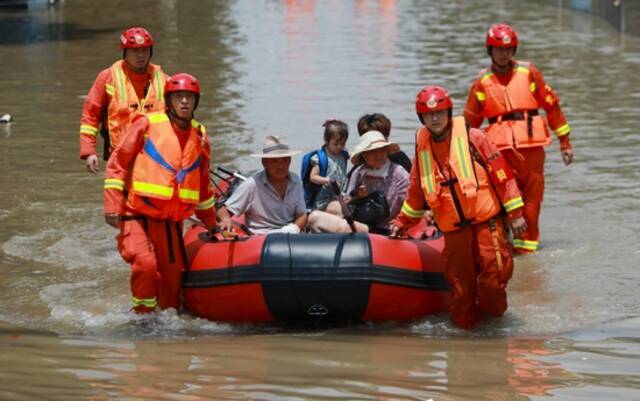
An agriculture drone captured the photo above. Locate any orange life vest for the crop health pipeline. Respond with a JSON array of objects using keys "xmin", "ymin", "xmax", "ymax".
[
  {"xmin": 106, "ymin": 61, "xmax": 166, "ymax": 150},
  {"xmin": 416, "ymin": 116, "xmax": 501, "ymax": 232},
  {"xmin": 476, "ymin": 60, "xmax": 551, "ymax": 150},
  {"xmin": 125, "ymin": 112, "xmax": 207, "ymax": 221}
]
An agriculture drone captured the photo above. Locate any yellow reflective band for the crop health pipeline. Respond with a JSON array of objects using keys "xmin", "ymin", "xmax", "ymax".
[
  {"xmin": 503, "ymin": 196, "xmax": 524, "ymax": 212},
  {"xmin": 454, "ymin": 136, "xmax": 472, "ymax": 179},
  {"xmin": 105, "ymin": 84, "xmax": 115, "ymax": 96},
  {"xmin": 148, "ymin": 113, "xmax": 169, "ymax": 124},
  {"xmin": 196, "ymin": 196, "xmax": 216, "ymax": 210},
  {"xmin": 191, "ymin": 119, "xmax": 206, "ymax": 135},
  {"xmin": 80, "ymin": 124, "xmax": 98, "ymax": 137},
  {"xmin": 132, "ymin": 297, "xmax": 157, "ymax": 308},
  {"xmin": 104, "ymin": 178, "xmax": 125, "ymax": 191},
  {"xmin": 179, "ymin": 188, "xmax": 200, "ymax": 201},
  {"xmin": 401, "ymin": 201, "xmax": 425, "ymax": 219},
  {"xmin": 133, "ymin": 181, "xmax": 174, "ymax": 198},
  {"xmin": 475, "ymin": 91, "xmax": 486, "ymax": 101},
  {"xmin": 419, "ymin": 150, "xmax": 436, "ymax": 195},
  {"xmin": 513, "ymin": 239, "xmax": 538, "ymax": 251},
  {"xmin": 154, "ymin": 70, "xmax": 163, "ymax": 102},
  {"xmin": 515, "ymin": 66, "xmax": 530, "ymax": 74},
  {"xmin": 114, "ymin": 66, "xmax": 127, "ymax": 104},
  {"xmin": 481, "ymin": 72, "xmax": 494, "ymax": 82},
  {"xmin": 555, "ymin": 123, "xmax": 571, "ymax": 137},
  {"xmin": 530, "ymin": 82, "xmax": 536, "ymax": 92}
]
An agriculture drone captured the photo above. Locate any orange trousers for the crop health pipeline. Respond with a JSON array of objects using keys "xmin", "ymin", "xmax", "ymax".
[
  {"xmin": 442, "ymin": 219, "xmax": 514, "ymax": 329},
  {"xmin": 502, "ymin": 147, "xmax": 545, "ymax": 253},
  {"xmin": 116, "ymin": 218, "xmax": 187, "ymax": 313}
]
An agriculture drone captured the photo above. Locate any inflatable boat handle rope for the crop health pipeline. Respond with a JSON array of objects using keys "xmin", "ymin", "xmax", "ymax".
[{"xmin": 330, "ymin": 180, "xmax": 357, "ymax": 233}]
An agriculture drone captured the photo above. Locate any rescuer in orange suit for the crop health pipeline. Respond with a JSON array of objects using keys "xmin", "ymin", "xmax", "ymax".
[
  {"xmin": 390, "ymin": 86, "xmax": 527, "ymax": 330},
  {"xmin": 104, "ymin": 73, "xmax": 217, "ymax": 314},
  {"xmin": 464, "ymin": 23, "xmax": 574, "ymax": 254},
  {"xmin": 79, "ymin": 27, "xmax": 168, "ymax": 174}
]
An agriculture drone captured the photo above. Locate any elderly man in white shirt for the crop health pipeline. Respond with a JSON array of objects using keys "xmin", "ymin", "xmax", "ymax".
[{"xmin": 217, "ymin": 135, "xmax": 307, "ymax": 234}]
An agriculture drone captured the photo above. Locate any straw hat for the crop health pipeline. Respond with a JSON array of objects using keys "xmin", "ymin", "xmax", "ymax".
[
  {"xmin": 250, "ymin": 135, "xmax": 302, "ymax": 158},
  {"xmin": 350, "ymin": 130, "xmax": 400, "ymax": 165}
]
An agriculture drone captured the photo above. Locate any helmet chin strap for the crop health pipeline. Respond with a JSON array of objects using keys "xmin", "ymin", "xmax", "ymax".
[{"xmin": 167, "ymin": 104, "xmax": 193, "ymax": 126}]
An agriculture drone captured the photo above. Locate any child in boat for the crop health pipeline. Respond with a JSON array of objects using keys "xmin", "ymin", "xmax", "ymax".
[{"xmin": 301, "ymin": 119, "xmax": 349, "ymax": 215}]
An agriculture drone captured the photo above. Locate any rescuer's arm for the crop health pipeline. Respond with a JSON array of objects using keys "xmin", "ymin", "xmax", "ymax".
[
  {"xmin": 390, "ymin": 150, "xmax": 429, "ymax": 237},
  {"xmin": 463, "ymin": 76, "xmax": 486, "ymax": 129},
  {"xmin": 530, "ymin": 63, "xmax": 573, "ymax": 165},
  {"xmin": 470, "ymin": 129, "xmax": 526, "ymax": 236},
  {"xmin": 194, "ymin": 136, "xmax": 217, "ymax": 229},
  {"xmin": 103, "ymin": 116, "xmax": 148, "ymax": 227},
  {"xmin": 80, "ymin": 69, "xmax": 111, "ymax": 173}
]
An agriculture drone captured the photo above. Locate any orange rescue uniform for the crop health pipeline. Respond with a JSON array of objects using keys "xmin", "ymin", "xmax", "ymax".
[
  {"xmin": 395, "ymin": 117, "xmax": 524, "ymax": 329},
  {"xmin": 465, "ymin": 60, "xmax": 572, "ymax": 253},
  {"xmin": 104, "ymin": 112, "xmax": 217, "ymax": 313},
  {"xmin": 79, "ymin": 60, "xmax": 167, "ymax": 160}
]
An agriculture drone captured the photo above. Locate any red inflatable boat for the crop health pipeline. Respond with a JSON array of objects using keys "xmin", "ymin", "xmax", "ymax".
[{"xmin": 182, "ymin": 225, "xmax": 450, "ymax": 323}]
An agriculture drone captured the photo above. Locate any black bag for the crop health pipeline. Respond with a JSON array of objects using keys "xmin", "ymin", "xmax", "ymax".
[{"xmin": 348, "ymin": 191, "xmax": 389, "ymax": 225}]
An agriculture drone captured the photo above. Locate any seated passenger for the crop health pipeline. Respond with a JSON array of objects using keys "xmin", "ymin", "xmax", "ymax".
[
  {"xmin": 217, "ymin": 135, "xmax": 308, "ymax": 234},
  {"xmin": 300, "ymin": 119, "xmax": 349, "ymax": 214},
  {"xmin": 306, "ymin": 131, "xmax": 409, "ymax": 234},
  {"xmin": 356, "ymin": 113, "xmax": 412, "ymax": 173}
]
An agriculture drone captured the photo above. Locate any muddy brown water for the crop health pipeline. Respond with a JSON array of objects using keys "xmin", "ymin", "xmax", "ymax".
[{"xmin": 1, "ymin": 1, "xmax": 639, "ymax": 400}]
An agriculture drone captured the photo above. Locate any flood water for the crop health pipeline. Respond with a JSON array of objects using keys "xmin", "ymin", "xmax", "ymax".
[{"xmin": 1, "ymin": 0, "xmax": 639, "ymax": 400}]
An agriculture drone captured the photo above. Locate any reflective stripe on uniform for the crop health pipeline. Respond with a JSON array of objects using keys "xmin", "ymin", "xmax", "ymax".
[
  {"xmin": 401, "ymin": 201, "xmax": 425, "ymax": 219},
  {"xmin": 454, "ymin": 135, "xmax": 472, "ymax": 180},
  {"xmin": 418, "ymin": 150, "xmax": 436, "ymax": 195},
  {"xmin": 515, "ymin": 66, "xmax": 530, "ymax": 74},
  {"xmin": 481, "ymin": 71, "xmax": 494, "ymax": 82},
  {"xmin": 530, "ymin": 82, "xmax": 536, "ymax": 92},
  {"xmin": 503, "ymin": 196, "xmax": 524, "ymax": 213},
  {"xmin": 154, "ymin": 70, "xmax": 164, "ymax": 101},
  {"xmin": 148, "ymin": 113, "xmax": 170, "ymax": 124},
  {"xmin": 104, "ymin": 178, "xmax": 125, "ymax": 191},
  {"xmin": 113, "ymin": 66, "xmax": 127, "ymax": 104},
  {"xmin": 80, "ymin": 124, "xmax": 98, "ymax": 137},
  {"xmin": 132, "ymin": 296, "xmax": 157, "ymax": 308},
  {"xmin": 132, "ymin": 181, "xmax": 174, "ymax": 198},
  {"xmin": 196, "ymin": 195, "xmax": 216, "ymax": 210},
  {"xmin": 555, "ymin": 123, "xmax": 571, "ymax": 137},
  {"xmin": 105, "ymin": 83, "xmax": 115, "ymax": 96},
  {"xmin": 513, "ymin": 239, "xmax": 538, "ymax": 251},
  {"xmin": 475, "ymin": 91, "xmax": 486, "ymax": 101},
  {"xmin": 179, "ymin": 188, "xmax": 200, "ymax": 202}
]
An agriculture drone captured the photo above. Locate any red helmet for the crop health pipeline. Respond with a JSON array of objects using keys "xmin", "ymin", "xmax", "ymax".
[
  {"xmin": 415, "ymin": 86, "xmax": 453, "ymax": 117},
  {"xmin": 120, "ymin": 27, "xmax": 154, "ymax": 50},
  {"xmin": 165, "ymin": 73, "xmax": 201, "ymax": 95},
  {"xmin": 486, "ymin": 23, "xmax": 518, "ymax": 48}
]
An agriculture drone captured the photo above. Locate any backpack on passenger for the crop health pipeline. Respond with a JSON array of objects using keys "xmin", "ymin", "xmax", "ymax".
[{"xmin": 300, "ymin": 146, "xmax": 349, "ymax": 210}]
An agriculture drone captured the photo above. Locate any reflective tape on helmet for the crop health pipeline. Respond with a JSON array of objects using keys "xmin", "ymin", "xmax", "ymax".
[
  {"xmin": 555, "ymin": 123, "xmax": 571, "ymax": 137},
  {"xmin": 104, "ymin": 178, "xmax": 125, "ymax": 191},
  {"xmin": 503, "ymin": 196, "xmax": 524, "ymax": 213},
  {"xmin": 196, "ymin": 195, "xmax": 216, "ymax": 210},
  {"xmin": 80, "ymin": 124, "xmax": 98, "ymax": 137},
  {"xmin": 476, "ymin": 91, "xmax": 487, "ymax": 101},
  {"xmin": 401, "ymin": 201, "xmax": 425, "ymax": 219}
]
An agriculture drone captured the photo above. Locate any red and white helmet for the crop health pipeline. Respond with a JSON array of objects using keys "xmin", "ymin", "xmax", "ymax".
[
  {"xmin": 120, "ymin": 27, "xmax": 154, "ymax": 50},
  {"xmin": 486, "ymin": 23, "xmax": 518, "ymax": 49},
  {"xmin": 415, "ymin": 86, "xmax": 453, "ymax": 123}
]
